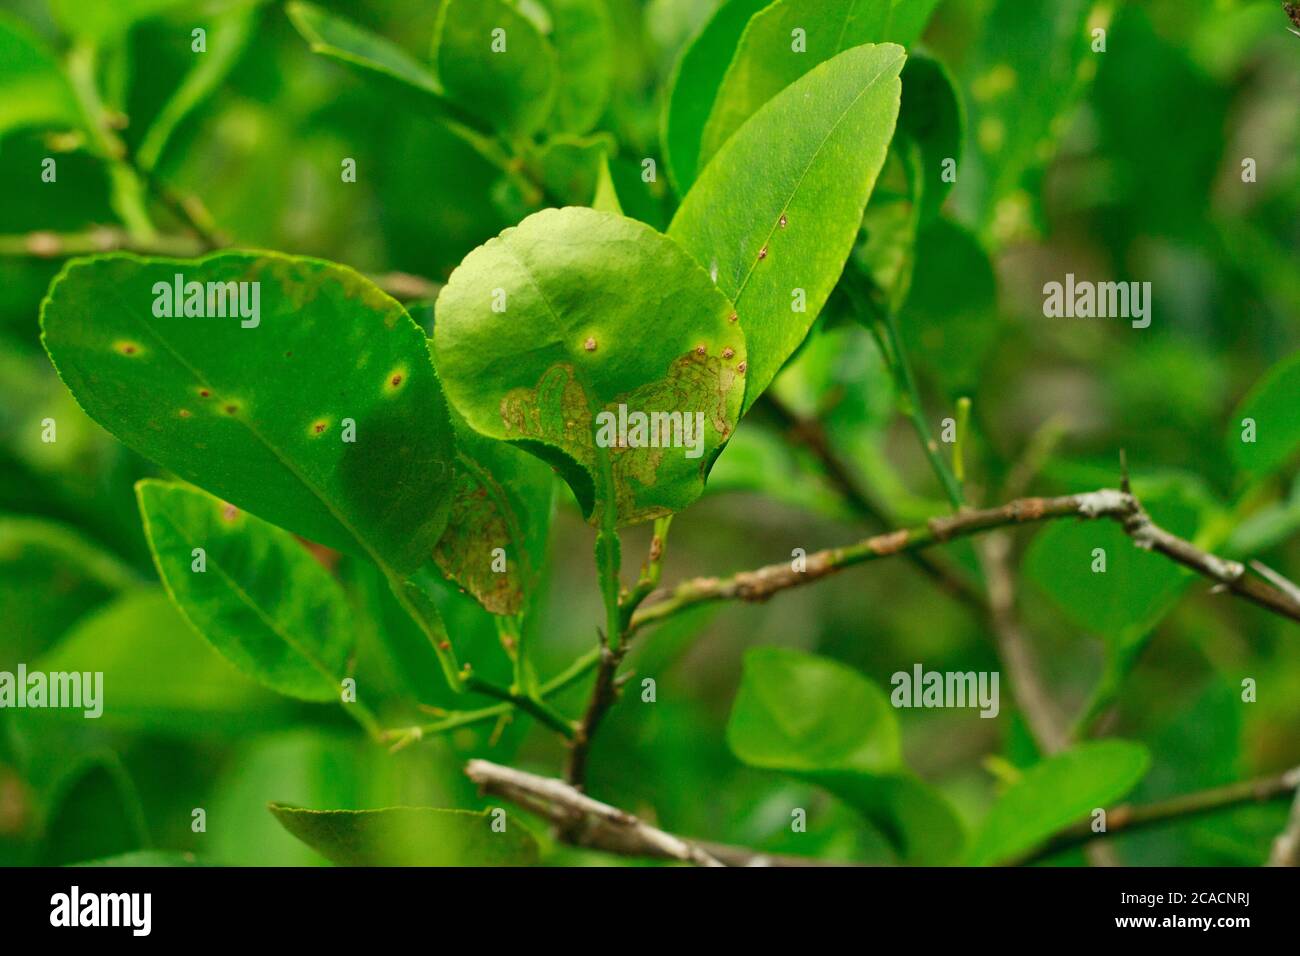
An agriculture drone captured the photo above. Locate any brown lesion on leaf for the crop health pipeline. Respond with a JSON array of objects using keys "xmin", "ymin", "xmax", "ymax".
[{"xmin": 433, "ymin": 473, "xmax": 523, "ymax": 615}]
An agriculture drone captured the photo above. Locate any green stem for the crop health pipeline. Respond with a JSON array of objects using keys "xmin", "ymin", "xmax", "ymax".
[
  {"xmin": 619, "ymin": 515, "xmax": 671, "ymax": 632},
  {"xmin": 65, "ymin": 43, "xmax": 156, "ymax": 243},
  {"xmin": 463, "ymin": 674, "xmax": 575, "ymax": 738}
]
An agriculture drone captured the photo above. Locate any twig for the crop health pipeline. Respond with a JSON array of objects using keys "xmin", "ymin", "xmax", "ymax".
[
  {"xmin": 466, "ymin": 759, "xmax": 725, "ymax": 866},
  {"xmin": 1017, "ymin": 765, "xmax": 1300, "ymax": 866},
  {"xmin": 1268, "ymin": 786, "xmax": 1300, "ymax": 866},
  {"xmin": 755, "ymin": 393, "xmax": 987, "ymax": 612},
  {"xmin": 631, "ymin": 489, "xmax": 1300, "ymax": 633},
  {"xmin": 564, "ymin": 632, "xmax": 624, "ymax": 786}
]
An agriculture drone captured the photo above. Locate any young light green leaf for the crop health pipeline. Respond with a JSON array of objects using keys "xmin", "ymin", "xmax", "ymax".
[
  {"xmin": 965, "ymin": 740, "xmax": 1151, "ymax": 866},
  {"xmin": 541, "ymin": 0, "xmax": 614, "ymax": 134},
  {"xmin": 433, "ymin": 0, "xmax": 558, "ymax": 138},
  {"xmin": 136, "ymin": 479, "xmax": 353, "ymax": 703},
  {"xmin": 727, "ymin": 647, "xmax": 964, "ymax": 864},
  {"xmin": 434, "ymin": 413, "xmax": 554, "ymax": 615},
  {"xmin": 41, "ymin": 251, "xmax": 456, "ymax": 577},
  {"xmin": 0, "ymin": 14, "xmax": 82, "ymax": 136},
  {"xmin": 269, "ymin": 804, "xmax": 540, "ymax": 866},
  {"xmin": 670, "ymin": 43, "xmax": 905, "ymax": 413},
  {"xmin": 659, "ymin": 0, "xmax": 771, "ymax": 195},
  {"xmin": 896, "ymin": 52, "xmax": 963, "ymax": 224},
  {"xmin": 288, "ymin": 1, "xmax": 442, "ymax": 100},
  {"xmin": 434, "ymin": 207, "xmax": 744, "ymax": 526},
  {"xmin": 697, "ymin": 0, "xmax": 935, "ymax": 168},
  {"xmin": 1228, "ymin": 351, "xmax": 1300, "ymax": 478}
]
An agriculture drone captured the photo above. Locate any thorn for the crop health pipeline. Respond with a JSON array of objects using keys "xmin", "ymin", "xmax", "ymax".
[{"xmin": 1119, "ymin": 448, "xmax": 1131, "ymax": 495}]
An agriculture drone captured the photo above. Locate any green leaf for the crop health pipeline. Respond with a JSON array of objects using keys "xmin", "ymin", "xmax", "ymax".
[
  {"xmin": 48, "ymin": 0, "xmax": 189, "ymax": 42},
  {"xmin": 39, "ymin": 755, "xmax": 149, "ymax": 867},
  {"xmin": 36, "ymin": 589, "xmax": 289, "ymax": 734},
  {"xmin": 288, "ymin": 1, "xmax": 442, "ymax": 100},
  {"xmin": 697, "ymin": 0, "xmax": 935, "ymax": 169},
  {"xmin": 965, "ymin": 740, "xmax": 1151, "ymax": 866},
  {"xmin": 73, "ymin": 851, "xmax": 206, "ymax": 866},
  {"xmin": 0, "ymin": 515, "xmax": 138, "ymax": 668},
  {"xmin": 434, "ymin": 207, "xmax": 744, "ymax": 526},
  {"xmin": 961, "ymin": 0, "xmax": 1104, "ymax": 241},
  {"xmin": 136, "ymin": 491, "xmax": 332, "ymax": 697},
  {"xmin": 286, "ymin": 1, "xmax": 496, "ymax": 154},
  {"xmin": 541, "ymin": 0, "xmax": 614, "ymax": 134},
  {"xmin": 532, "ymin": 132, "xmax": 618, "ymax": 205},
  {"xmin": 1228, "ymin": 351, "xmax": 1300, "ymax": 479},
  {"xmin": 1024, "ymin": 475, "xmax": 1207, "ymax": 689},
  {"xmin": 269, "ymin": 804, "xmax": 540, "ymax": 866},
  {"xmin": 136, "ymin": 480, "xmax": 353, "ymax": 702},
  {"xmin": 136, "ymin": 4, "xmax": 260, "ymax": 172},
  {"xmin": 0, "ymin": 14, "xmax": 82, "ymax": 136},
  {"xmin": 432, "ymin": 0, "xmax": 558, "ymax": 138},
  {"xmin": 659, "ymin": 0, "xmax": 771, "ymax": 195},
  {"xmin": 41, "ymin": 251, "xmax": 456, "ymax": 577},
  {"xmin": 669, "ymin": 42, "xmax": 904, "ymax": 413},
  {"xmin": 726, "ymin": 647, "xmax": 964, "ymax": 864},
  {"xmin": 434, "ymin": 415, "xmax": 555, "ymax": 615},
  {"xmin": 896, "ymin": 52, "xmax": 962, "ymax": 224}
]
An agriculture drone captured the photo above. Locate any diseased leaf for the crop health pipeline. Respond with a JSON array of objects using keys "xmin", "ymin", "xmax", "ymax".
[
  {"xmin": 434, "ymin": 207, "xmax": 744, "ymax": 526},
  {"xmin": 697, "ymin": 0, "xmax": 934, "ymax": 168},
  {"xmin": 432, "ymin": 0, "xmax": 558, "ymax": 138},
  {"xmin": 541, "ymin": 0, "xmax": 614, "ymax": 134},
  {"xmin": 965, "ymin": 740, "xmax": 1151, "ymax": 866},
  {"xmin": 41, "ymin": 251, "xmax": 456, "ymax": 577},
  {"xmin": 670, "ymin": 43, "xmax": 904, "ymax": 413},
  {"xmin": 434, "ymin": 414, "xmax": 554, "ymax": 615},
  {"xmin": 0, "ymin": 14, "xmax": 82, "ymax": 136},
  {"xmin": 727, "ymin": 647, "xmax": 964, "ymax": 864},
  {"xmin": 659, "ymin": 0, "xmax": 771, "ymax": 195},
  {"xmin": 136, "ymin": 480, "xmax": 353, "ymax": 702},
  {"xmin": 269, "ymin": 804, "xmax": 539, "ymax": 866},
  {"xmin": 1228, "ymin": 350, "xmax": 1300, "ymax": 478}
]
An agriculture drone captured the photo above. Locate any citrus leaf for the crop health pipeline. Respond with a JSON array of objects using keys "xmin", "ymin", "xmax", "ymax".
[
  {"xmin": 669, "ymin": 42, "xmax": 904, "ymax": 413},
  {"xmin": 434, "ymin": 414, "xmax": 554, "ymax": 615},
  {"xmin": 41, "ymin": 251, "xmax": 456, "ymax": 577},
  {"xmin": 434, "ymin": 207, "xmax": 744, "ymax": 526},
  {"xmin": 659, "ymin": 0, "xmax": 771, "ymax": 195},
  {"xmin": 896, "ymin": 51, "xmax": 962, "ymax": 224},
  {"xmin": 0, "ymin": 13, "xmax": 81, "ymax": 137},
  {"xmin": 432, "ymin": 0, "xmax": 558, "ymax": 138},
  {"xmin": 137, "ymin": 479, "xmax": 354, "ymax": 702},
  {"xmin": 1228, "ymin": 350, "xmax": 1300, "ymax": 479},
  {"xmin": 726, "ymin": 647, "xmax": 964, "ymax": 864},
  {"xmin": 965, "ymin": 740, "xmax": 1151, "ymax": 866},
  {"xmin": 541, "ymin": 0, "xmax": 614, "ymax": 134},
  {"xmin": 697, "ymin": 0, "xmax": 935, "ymax": 169},
  {"xmin": 269, "ymin": 804, "xmax": 539, "ymax": 866}
]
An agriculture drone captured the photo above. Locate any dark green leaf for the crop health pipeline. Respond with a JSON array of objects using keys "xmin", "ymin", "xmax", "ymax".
[
  {"xmin": 659, "ymin": 0, "xmax": 770, "ymax": 194},
  {"xmin": 269, "ymin": 803, "xmax": 539, "ymax": 866},
  {"xmin": 1228, "ymin": 351, "xmax": 1300, "ymax": 478},
  {"xmin": 541, "ymin": 0, "xmax": 614, "ymax": 134},
  {"xmin": 896, "ymin": 52, "xmax": 962, "ymax": 224}
]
